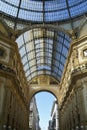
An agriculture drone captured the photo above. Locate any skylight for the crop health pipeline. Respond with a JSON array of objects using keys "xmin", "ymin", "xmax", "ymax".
[
  {"xmin": 0, "ymin": 0, "xmax": 87, "ymax": 22},
  {"xmin": 16, "ymin": 27, "xmax": 71, "ymax": 82}
]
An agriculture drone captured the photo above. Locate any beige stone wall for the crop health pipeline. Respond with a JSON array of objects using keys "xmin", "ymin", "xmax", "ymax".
[
  {"xmin": 60, "ymin": 80, "xmax": 87, "ymax": 130},
  {"xmin": 59, "ymin": 36, "xmax": 87, "ymax": 130},
  {"xmin": 0, "ymin": 34, "xmax": 29, "ymax": 130},
  {"xmin": 0, "ymin": 78, "xmax": 29, "ymax": 130}
]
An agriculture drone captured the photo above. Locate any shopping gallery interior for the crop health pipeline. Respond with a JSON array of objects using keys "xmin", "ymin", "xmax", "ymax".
[{"xmin": 0, "ymin": 0, "xmax": 87, "ymax": 130}]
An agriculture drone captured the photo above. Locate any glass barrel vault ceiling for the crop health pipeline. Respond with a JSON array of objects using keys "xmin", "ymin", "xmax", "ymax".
[
  {"xmin": 0, "ymin": 0, "xmax": 87, "ymax": 22},
  {"xmin": 16, "ymin": 28, "xmax": 71, "ymax": 82}
]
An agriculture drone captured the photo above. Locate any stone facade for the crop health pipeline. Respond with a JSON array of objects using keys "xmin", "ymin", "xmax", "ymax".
[
  {"xmin": 49, "ymin": 100, "xmax": 59, "ymax": 130},
  {"xmin": 0, "ymin": 34, "xmax": 29, "ymax": 130},
  {"xmin": 59, "ymin": 36, "xmax": 87, "ymax": 130},
  {"xmin": 29, "ymin": 97, "xmax": 40, "ymax": 130}
]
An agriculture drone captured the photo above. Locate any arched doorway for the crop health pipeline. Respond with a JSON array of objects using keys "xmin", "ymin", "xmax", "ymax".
[{"xmin": 29, "ymin": 91, "xmax": 59, "ymax": 130}]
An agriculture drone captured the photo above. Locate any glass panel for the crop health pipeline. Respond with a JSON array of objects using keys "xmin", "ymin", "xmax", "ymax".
[
  {"xmin": 18, "ymin": 9, "xmax": 43, "ymax": 21},
  {"xmin": 6, "ymin": 0, "xmax": 20, "ymax": 6},
  {"xmin": 24, "ymin": 64, "xmax": 29, "ymax": 71},
  {"xmin": 63, "ymin": 39, "xmax": 69, "ymax": 48},
  {"xmin": 59, "ymin": 64, "xmax": 64, "ymax": 71},
  {"xmin": 57, "ymin": 43, "xmax": 63, "ymax": 53},
  {"xmin": 37, "ymin": 59, "xmax": 40, "ymax": 65},
  {"xmin": 22, "ymin": 56, "xmax": 27, "ymax": 65},
  {"xmin": 60, "ymin": 56, "xmax": 66, "ymax": 64},
  {"xmin": 45, "ymin": 0, "xmax": 66, "ymax": 11},
  {"xmin": 58, "ymin": 70, "xmax": 62, "ymax": 76},
  {"xmin": 24, "ymin": 31, "xmax": 32, "ymax": 42},
  {"xmin": 62, "ymin": 46, "xmax": 68, "ymax": 57},
  {"xmin": 28, "ymin": 51, "xmax": 35, "ymax": 60},
  {"xmin": 17, "ymin": 35, "xmax": 24, "ymax": 48},
  {"xmin": 70, "ymin": 2, "xmax": 87, "ymax": 17},
  {"xmin": 19, "ymin": 46, "xmax": 26, "ymax": 57},
  {"xmin": 30, "ymin": 66, "xmax": 36, "ymax": 73},
  {"xmin": 29, "ymin": 60, "xmax": 36, "ymax": 67},
  {"xmin": 0, "ymin": 1, "xmax": 17, "ymax": 17},
  {"xmin": 21, "ymin": 0, "xmax": 43, "ymax": 11},
  {"xmin": 26, "ymin": 70, "xmax": 30, "ymax": 77},
  {"xmin": 46, "ymin": 30, "xmax": 54, "ymax": 37},
  {"xmin": 68, "ymin": 0, "xmax": 84, "ymax": 6},
  {"xmin": 26, "ymin": 41, "xmax": 34, "ymax": 52},
  {"xmin": 58, "ymin": 36, "xmax": 64, "ymax": 43},
  {"xmin": 45, "ymin": 9, "xmax": 69, "ymax": 21}
]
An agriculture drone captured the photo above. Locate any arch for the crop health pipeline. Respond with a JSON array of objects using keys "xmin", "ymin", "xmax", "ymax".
[
  {"xmin": 30, "ymin": 90, "xmax": 57, "ymax": 103},
  {"xmin": 29, "ymin": 90, "xmax": 60, "ymax": 130},
  {"xmin": 28, "ymin": 84, "xmax": 59, "ymax": 106},
  {"xmin": 29, "ymin": 74, "xmax": 59, "ymax": 84},
  {"xmin": 17, "ymin": 24, "xmax": 72, "ymax": 38}
]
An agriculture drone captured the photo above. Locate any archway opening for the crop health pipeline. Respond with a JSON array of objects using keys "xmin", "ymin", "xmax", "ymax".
[{"xmin": 29, "ymin": 91, "xmax": 59, "ymax": 130}]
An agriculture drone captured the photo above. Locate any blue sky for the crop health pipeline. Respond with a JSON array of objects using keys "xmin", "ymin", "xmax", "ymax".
[{"xmin": 35, "ymin": 92, "xmax": 56, "ymax": 130}]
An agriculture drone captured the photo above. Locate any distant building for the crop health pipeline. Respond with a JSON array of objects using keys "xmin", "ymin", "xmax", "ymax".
[
  {"xmin": 48, "ymin": 120, "xmax": 52, "ymax": 130},
  {"xmin": 48, "ymin": 100, "xmax": 59, "ymax": 130},
  {"xmin": 29, "ymin": 97, "xmax": 40, "ymax": 130}
]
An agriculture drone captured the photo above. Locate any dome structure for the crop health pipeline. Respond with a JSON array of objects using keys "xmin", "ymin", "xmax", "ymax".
[{"xmin": 0, "ymin": 0, "xmax": 87, "ymax": 22}]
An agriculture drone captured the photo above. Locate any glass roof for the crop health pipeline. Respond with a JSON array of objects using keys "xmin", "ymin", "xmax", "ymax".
[
  {"xmin": 0, "ymin": 0, "xmax": 87, "ymax": 22},
  {"xmin": 16, "ymin": 28, "xmax": 71, "ymax": 82}
]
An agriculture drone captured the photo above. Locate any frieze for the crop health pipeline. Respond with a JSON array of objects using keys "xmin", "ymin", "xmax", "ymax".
[
  {"xmin": 71, "ymin": 64, "xmax": 87, "ymax": 74},
  {"xmin": 0, "ymin": 63, "xmax": 16, "ymax": 75}
]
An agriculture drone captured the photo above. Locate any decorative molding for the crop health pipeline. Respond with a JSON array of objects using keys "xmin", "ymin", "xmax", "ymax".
[
  {"xmin": 0, "ymin": 63, "xmax": 16, "ymax": 75},
  {"xmin": 0, "ymin": 46, "xmax": 7, "ymax": 59}
]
